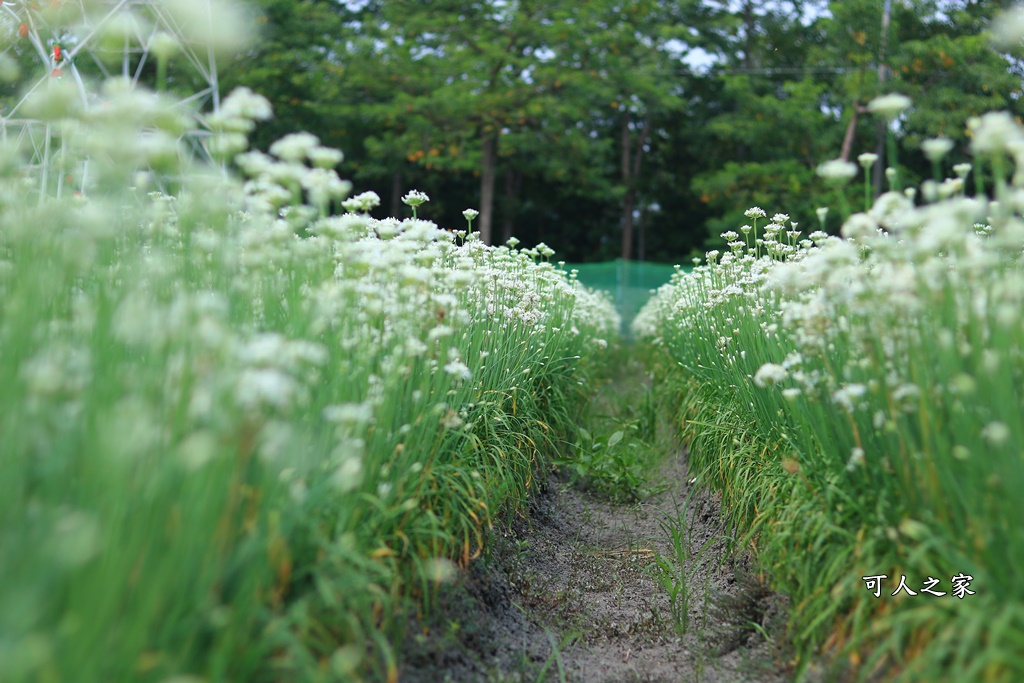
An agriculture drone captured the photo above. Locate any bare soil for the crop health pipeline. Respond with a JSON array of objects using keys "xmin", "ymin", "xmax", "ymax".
[{"xmin": 399, "ymin": 450, "xmax": 797, "ymax": 683}]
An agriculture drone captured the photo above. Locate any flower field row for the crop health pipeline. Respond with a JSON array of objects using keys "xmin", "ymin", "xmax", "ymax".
[
  {"xmin": 0, "ymin": 81, "xmax": 618, "ymax": 681},
  {"xmin": 635, "ymin": 117, "xmax": 1024, "ymax": 680}
]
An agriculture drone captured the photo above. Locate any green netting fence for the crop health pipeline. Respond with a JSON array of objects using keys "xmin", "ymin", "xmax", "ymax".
[{"xmin": 563, "ymin": 259, "xmax": 690, "ymax": 339}]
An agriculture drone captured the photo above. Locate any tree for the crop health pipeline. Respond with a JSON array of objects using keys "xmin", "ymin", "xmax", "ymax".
[
  {"xmin": 216, "ymin": 1, "xmax": 712, "ymax": 258},
  {"xmin": 688, "ymin": 0, "xmax": 1024, "ymax": 245},
  {"xmin": 337, "ymin": 1, "xmax": 697, "ymax": 250},
  {"xmin": 688, "ymin": 1, "xmax": 841, "ymax": 238},
  {"xmin": 582, "ymin": 2, "xmax": 693, "ymax": 260},
  {"xmin": 346, "ymin": 1, "xmax": 573, "ymax": 244},
  {"xmin": 221, "ymin": 0, "xmax": 354, "ymax": 152},
  {"xmin": 822, "ymin": 0, "xmax": 1023, "ymax": 189}
]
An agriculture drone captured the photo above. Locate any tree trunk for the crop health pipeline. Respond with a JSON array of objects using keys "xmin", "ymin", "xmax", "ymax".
[
  {"xmin": 873, "ymin": 0, "xmax": 893, "ymax": 195},
  {"xmin": 735, "ymin": 0, "xmax": 756, "ymax": 167},
  {"xmin": 501, "ymin": 168, "xmax": 522, "ymax": 244},
  {"xmin": 873, "ymin": 119, "xmax": 886, "ymax": 195},
  {"xmin": 638, "ymin": 203, "xmax": 648, "ymax": 262},
  {"xmin": 620, "ymin": 114, "xmax": 651, "ymax": 262},
  {"xmin": 743, "ymin": 0, "xmax": 757, "ymax": 70},
  {"xmin": 479, "ymin": 130, "xmax": 497, "ymax": 245},
  {"xmin": 840, "ymin": 107, "xmax": 860, "ymax": 162},
  {"xmin": 621, "ymin": 116, "xmax": 634, "ymax": 261},
  {"xmin": 622, "ymin": 191, "xmax": 636, "ymax": 261},
  {"xmin": 389, "ymin": 171, "xmax": 403, "ymax": 217}
]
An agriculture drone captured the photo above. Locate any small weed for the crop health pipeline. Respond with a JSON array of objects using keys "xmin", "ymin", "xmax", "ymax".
[
  {"xmin": 556, "ymin": 346, "xmax": 677, "ymax": 504},
  {"xmin": 647, "ymin": 504, "xmax": 691, "ymax": 636},
  {"xmin": 535, "ymin": 627, "xmax": 579, "ymax": 683},
  {"xmin": 556, "ymin": 424, "xmax": 658, "ymax": 502}
]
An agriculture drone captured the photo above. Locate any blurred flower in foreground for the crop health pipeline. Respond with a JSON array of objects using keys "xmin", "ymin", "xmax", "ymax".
[
  {"xmin": 868, "ymin": 93, "xmax": 912, "ymax": 119},
  {"xmin": 991, "ymin": 4, "xmax": 1024, "ymax": 50},
  {"xmin": 817, "ymin": 159, "xmax": 857, "ymax": 185}
]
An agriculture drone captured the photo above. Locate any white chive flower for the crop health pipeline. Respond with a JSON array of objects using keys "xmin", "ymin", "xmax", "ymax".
[
  {"xmin": 753, "ymin": 363, "xmax": 788, "ymax": 388},
  {"xmin": 220, "ymin": 87, "xmax": 273, "ymax": 122},
  {"xmin": 841, "ymin": 213, "xmax": 879, "ymax": 240},
  {"xmin": 149, "ymin": 32, "xmax": 180, "ymax": 62},
  {"xmin": 342, "ymin": 191, "xmax": 381, "ymax": 214},
  {"xmin": 443, "ymin": 360, "xmax": 472, "ymax": 381},
  {"xmin": 846, "ymin": 448, "xmax": 866, "ymax": 472},
  {"xmin": 270, "ymin": 132, "xmax": 320, "ymax": 163},
  {"xmin": 991, "ymin": 6, "xmax": 1024, "ymax": 49},
  {"xmin": 402, "ymin": 190, "xmax": 430, "ymax": 207},
  {"xmin": 867, "ymin": 93, "xmax": 912, "ymax": 119},
  {"xmin": 817, "ymin": 159, "xmax": 857, "ymax": 184},
  {"xmin": 921, "ymin": 137, "xmax": 954, "ymax": 162},
  {"xmin": 308, "ymin": 146, "xmax": 344, "ymax": 169},
  {"xmin": 968, "ymin": 112, "xmax": 1024, "ymax": 155},
  {"xmin": 982, "ymin": 421, "xmax": 1010, "ymax": 446},
  {"xmin": 857, "ymin": 152, "xmax": 878, "ymax": 169}
]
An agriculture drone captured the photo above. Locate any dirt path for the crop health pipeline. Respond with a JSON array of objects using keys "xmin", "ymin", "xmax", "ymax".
[{"xmin": 401, "ymin": 450, "xmax": 794, "ymax": 682}]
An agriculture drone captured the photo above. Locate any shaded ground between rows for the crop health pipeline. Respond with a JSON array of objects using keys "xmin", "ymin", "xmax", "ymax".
[{"xmin": 400, "ymin": 450, "xmax": 800, "ymax": 682}]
